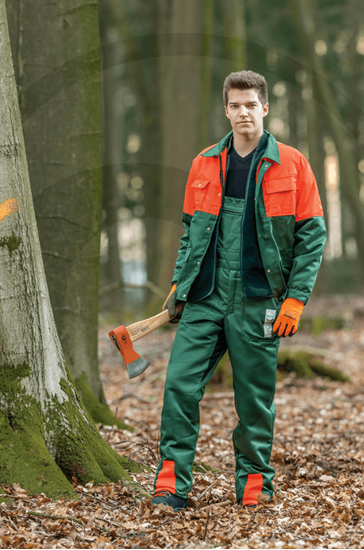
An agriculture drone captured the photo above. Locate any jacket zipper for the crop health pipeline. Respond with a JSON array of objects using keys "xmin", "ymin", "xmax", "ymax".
[
  {"xmin": 197, "ymin": 152, "xmax": 230, "ymax": 301},
  {"xmin": 240, "ymin": 152, "xmax": 261, "ymax": 312}
]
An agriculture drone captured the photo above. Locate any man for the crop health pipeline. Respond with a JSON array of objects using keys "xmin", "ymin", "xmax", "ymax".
[{"xmin": 151, "ymin": 70, "xmax": 326, "ymax": 510}]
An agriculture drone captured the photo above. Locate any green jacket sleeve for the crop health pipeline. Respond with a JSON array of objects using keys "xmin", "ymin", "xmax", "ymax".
[
  {"xmin": 171, "ymin": 159, "xmax": 198, "ymax": 285},
  {"xmin": 171, "ymin": 212, "xmax": 192, "ymax": 285},
  {"xmin": 286, "ymin": 160, "xmax": 327, "ymax": 304}
]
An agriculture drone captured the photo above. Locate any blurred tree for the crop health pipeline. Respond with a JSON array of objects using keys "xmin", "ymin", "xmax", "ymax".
[
  {"xmin": 200, "ymin": 0, "xmax": 215, "ymax": 150},
  {"xmin": 290, "ymin": 0, "xmax": 364, "ymax": 272},
  {"xmin": 99, "ymin": 0, "xmax": 124, "ymax": 310},
  {"xmin": 0, "ymin": 2, "xmax": 141, "ymax": 497},
  {"xmin": 221, "ymin": 0, "xmax": 246, "ymax": 74},
  {"xmin": 5, "ymin": 0, "xmax": 128, "ymax": 427},
  {"xmin": 157, "ymin": 0, "xmax": 204, "ymax": 290},
  {"xmin": 100, "ymin": 0, "xmax": 164, "ymax": 305}
]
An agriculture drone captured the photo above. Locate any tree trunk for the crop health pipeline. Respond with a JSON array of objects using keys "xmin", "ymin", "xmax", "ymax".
[
  {"xmin": 221, "ymin": 0, "xmax": 246, "ymax": 74},
  {"xmin": 303, "ymin": 72, "xmax": 328, "ymax": 293},
  {"xmin": 100, "ymin": 13, "xmax": 124, "ymax": 311},
  {"xmin": 157, "ymin": 0, "xmax": 203, "ymax": 290},
  {"xmin": 287, "ymin": 85, "xmax": 299, "ymax": 149},
  {"xmin": 102, "ymin": 0, "xmax": 164, "ymax": 312},
  {"xmin": 5, "ymin": 0, "xmax": 122, "ymax": 426},
  {"xmin": 200, "ymin": 0, "xmax": 215, "ymax": 150},
  {"xmin": 0, "ymin": 2, "xmax": 140, "ymax": 497},
  {"xmin": 290, "ymin": 0, "xmax": 364, "ymax": 273}
]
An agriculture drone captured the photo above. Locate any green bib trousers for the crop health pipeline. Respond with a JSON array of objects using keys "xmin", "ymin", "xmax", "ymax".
[{"xmin": 154, "ymin": 197, "xmax": 281, "ymax": 505}]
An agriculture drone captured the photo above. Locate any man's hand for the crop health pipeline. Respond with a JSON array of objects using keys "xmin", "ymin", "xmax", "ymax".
[
  {"xmin": 163, "ymin": 283, "xmax": 182, "ymax": 324},
  {"xmin": 273, "ymin": 298, "xmax": 304, "ymax": 338}
]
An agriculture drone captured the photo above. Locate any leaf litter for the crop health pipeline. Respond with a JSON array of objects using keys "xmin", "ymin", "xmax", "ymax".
[{"xmin": 2, "ymin": 295, "xmax": 364, "ymax": 548}]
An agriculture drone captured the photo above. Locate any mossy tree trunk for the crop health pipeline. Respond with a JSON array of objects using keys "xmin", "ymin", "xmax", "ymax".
[
  {"xmin": 4, "ymin": 0, "xmax": 122, "ymax": 427},
  {"xmin": 0, "ymin": 2, "xmax": 139, "ymax": 498}
]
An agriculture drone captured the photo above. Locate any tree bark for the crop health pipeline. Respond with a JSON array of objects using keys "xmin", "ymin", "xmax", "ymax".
[
  {"xmin": 5, "ymin": 0, "xmax": 122, "ymax": 426},
  {"xmin": 0, "ymin": 1, "xmax": 140, "ymax": 497}
]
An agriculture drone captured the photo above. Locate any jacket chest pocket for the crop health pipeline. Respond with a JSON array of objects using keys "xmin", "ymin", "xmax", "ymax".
[
  {"xmin": 191, "ymin": 179, "xmax": 210, "ymax": 211},
  {"xmin": 263, "ymin": 176, "xmax": 297, "ymax": 217},
  {"xmin": 191, "ymin": 179, "xmax": 221, "ymax": 215}
]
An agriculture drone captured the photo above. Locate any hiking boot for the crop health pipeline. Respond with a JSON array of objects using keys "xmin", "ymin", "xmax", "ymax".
[{"xmin": 151, "ymin": 490, "xmax": 188, "ymax": 511}]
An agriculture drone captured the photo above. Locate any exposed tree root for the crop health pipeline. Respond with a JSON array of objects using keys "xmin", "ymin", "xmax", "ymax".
[{"xmin": 278, "ymin": 348, "xmax": 350, "ymax": 381}]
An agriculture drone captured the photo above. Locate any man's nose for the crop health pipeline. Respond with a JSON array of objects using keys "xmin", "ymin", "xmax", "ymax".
[{"xmin": 239, "ymin": 106, "xmax": 249, "ymax": 117}]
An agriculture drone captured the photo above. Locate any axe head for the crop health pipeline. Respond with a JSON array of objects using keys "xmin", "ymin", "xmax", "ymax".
[{"xmin": 108, "ymin": 325, "xmax": 150, "ymax": 379}]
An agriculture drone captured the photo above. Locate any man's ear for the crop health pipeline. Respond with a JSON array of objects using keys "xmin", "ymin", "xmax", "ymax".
[{"xmin": 263, "ymin": 103, "xmax": 269, "ymax": 117}]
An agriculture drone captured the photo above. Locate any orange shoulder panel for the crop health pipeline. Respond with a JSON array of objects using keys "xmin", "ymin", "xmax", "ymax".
[{"xmin": 182, "ymin": 148, "xmax": 225, "ymax": 217}]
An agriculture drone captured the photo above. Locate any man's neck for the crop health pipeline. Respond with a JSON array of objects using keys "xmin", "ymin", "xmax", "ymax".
[{"xmin": 232, "ymin": 130, "xmax": 264, "ymax": 158}]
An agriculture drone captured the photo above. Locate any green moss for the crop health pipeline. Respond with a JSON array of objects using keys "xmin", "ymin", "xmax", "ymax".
[
  {"xmin": 0, "ymin": 362, "xmax": 31, "ymax": 397},
  {"xmin": 50, "ymin": 376, "xmax": 148, "ymax": 496},
  {"xmin": 0, "ymin": 361, "xmax": 147, "ymax": 500},
  {"xmin": 192, "ymin": 461, "xmax": 220, "ymax": 473},
  {"xmin": 310, "ymin": 358, "xmax": 350, "ymax": 382},
  {"xmin": 278, "ymin": 350, "xmax": 350, "ymax": 381},
  {"xmin": 74, "ymin": 373, "xmax": 133, "ymax": 431},
  {"xmin": 0, "ymin": 232, "xmax": 21, "ymax": 257},
  {"xmin": 300, "ymin": 316, "xmax": 348, "ymax": 336},
  {"xmin": 0, "ymin": 487, "xmax": 12, "ymax": 505},
  {"xmin": 0, "ymin": 364, "xmax": 75, "ymax": 499}
]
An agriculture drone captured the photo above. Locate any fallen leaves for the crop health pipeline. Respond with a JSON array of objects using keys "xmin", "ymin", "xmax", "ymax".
[{"xmin": 1, "ymin": 295, "xmax": 364, "ymax": 548}]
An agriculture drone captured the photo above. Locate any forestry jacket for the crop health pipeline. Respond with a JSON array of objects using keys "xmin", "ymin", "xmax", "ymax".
[{"xmin": 172, "ymin": 129, "xmax": 327, "ymax": 306}]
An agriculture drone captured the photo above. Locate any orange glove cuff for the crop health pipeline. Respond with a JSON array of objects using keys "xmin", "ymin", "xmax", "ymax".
[
  {"xmin": 273, "ymin": 298, "xmax": 304, "ymax": 337},
  {"xmin": 163, "ymin": 283, "xmax": 177, "ymax": 310}
]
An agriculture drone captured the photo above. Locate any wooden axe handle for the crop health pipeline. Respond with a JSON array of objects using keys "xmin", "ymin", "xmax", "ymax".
[{"xmin": 126, "ymin": 303, "xmax": 184, "ymax": 343}]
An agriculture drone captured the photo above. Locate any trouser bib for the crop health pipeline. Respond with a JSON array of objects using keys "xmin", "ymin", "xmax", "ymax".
[{"xmin": 154, "ymin": 197, "xmax": 281, "ymax": 504}]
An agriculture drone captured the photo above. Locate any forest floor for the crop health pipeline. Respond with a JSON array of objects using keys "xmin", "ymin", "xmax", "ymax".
[{"xmin": 2, "ymin": 294, "xmax": 364, "ymax": 549}]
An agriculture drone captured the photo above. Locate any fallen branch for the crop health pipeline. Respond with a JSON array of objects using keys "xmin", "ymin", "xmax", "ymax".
[{"xmin": 28, "ymin": 511, "xmax": 83, "ymax": 524}]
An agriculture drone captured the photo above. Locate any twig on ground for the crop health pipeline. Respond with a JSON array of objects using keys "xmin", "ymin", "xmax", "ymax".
[
  {"xmin": 28, "ymin": 511, "xmax": 83, "ymax": 524},
  {"xmin": 203, "ymin": 505, "xmax": 211, "ymax": 541},
  {"xmin": 95, "ymin": 515, "xmax": 121, "ymax": 528},
  {"xmin": 198, "ymin": 500, "xmax": 232, "ymax": 510},
  {"xmin": 120, "ymin": 393, "xmax": 154, "ymax": 404},
  {"xmin": 196, "ymin": 480, "xmax": 219, "ymax": 501}
]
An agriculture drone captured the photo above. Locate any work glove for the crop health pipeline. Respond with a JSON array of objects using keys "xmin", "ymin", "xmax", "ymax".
[
  {"xmin": 273, "ymin": 297, "xmax": 304, "ymax": 338},
  {"xmin": 163, "ymin": 283, "xmax": 182, "ymax": 324}
]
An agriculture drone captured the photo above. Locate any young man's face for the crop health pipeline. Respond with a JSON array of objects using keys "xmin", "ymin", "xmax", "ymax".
[{"xmin": 225, "ymin": 88, "xmax": 269, "ymax": 139}]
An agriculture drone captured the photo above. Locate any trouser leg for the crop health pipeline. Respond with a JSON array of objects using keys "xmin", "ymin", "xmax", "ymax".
[
  {"xmin": 225, "ymin": 294, "xmax": 280, "ymax": 505},
  {"xmin": 154, "ymin": 300, "xmax": 227, "ymax": 499}
]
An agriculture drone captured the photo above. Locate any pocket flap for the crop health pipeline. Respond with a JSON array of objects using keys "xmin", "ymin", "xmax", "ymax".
[
  {"xmin": 191, "ymin": 179, "xmax": 210, "ymax": 189},
  {"xmin": 184, "ymin": 247, "xmax": 191, "ymax": 262},
  {"xmin": 265, "ymin": 176, "xmax": 296, "ymax": 194}
]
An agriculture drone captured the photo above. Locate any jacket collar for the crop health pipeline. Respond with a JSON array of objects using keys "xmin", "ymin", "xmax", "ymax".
[{"xmin": 201, "ymin": 129, "xmax": 281, "ymax": 165}]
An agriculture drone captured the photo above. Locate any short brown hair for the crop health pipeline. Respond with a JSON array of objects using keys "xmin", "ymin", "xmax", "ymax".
[{"xmin": 223, "ymin": 70, "xmax": 268, "ymax": 107}]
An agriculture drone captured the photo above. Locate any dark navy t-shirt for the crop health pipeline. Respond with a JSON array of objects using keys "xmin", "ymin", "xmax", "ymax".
[{"xmin": 225, "ymin": 145, "xmax": 257, "ymax": 199}]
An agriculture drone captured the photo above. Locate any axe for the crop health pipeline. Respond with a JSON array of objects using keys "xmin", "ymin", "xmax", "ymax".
[{"xmin": 108, "ymin": 303, "xmax": 184, "ymax": 379}]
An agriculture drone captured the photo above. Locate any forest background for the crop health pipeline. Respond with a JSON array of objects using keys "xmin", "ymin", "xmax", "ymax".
[{"xmin": 1, "ymin": 0, "xmax": 364, "ymax": 548}]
